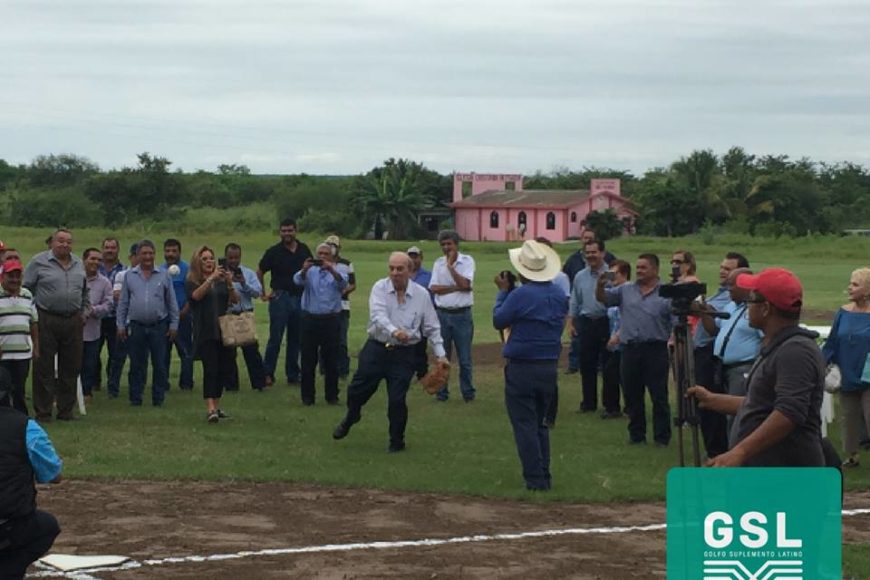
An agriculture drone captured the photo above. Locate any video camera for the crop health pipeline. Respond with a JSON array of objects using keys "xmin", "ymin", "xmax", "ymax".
[{"xmin": 659, "ymin": 265, "xmax": 706, "ymax": 315}]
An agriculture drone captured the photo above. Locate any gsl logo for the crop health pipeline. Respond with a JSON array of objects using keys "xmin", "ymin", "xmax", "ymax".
[
  {"xmin": 702, "ymin": 511, "xmax": 803, "ymax": 579},
  {"xmin": 666, "ymin": 469, "xmax": 840, "ymax": 580}
]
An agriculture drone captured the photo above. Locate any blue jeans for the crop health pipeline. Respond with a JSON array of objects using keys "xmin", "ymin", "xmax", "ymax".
[
  {"xmin": 264, "ymin": 291, "xmax": 302, "ymax": 382},
  {"xmin": 505, "ymin": 359, "xmax": 555, "ymax": 490},
  {"xmin": 80, "ymin": 339, "xmax": 102, "ymax": 396},
  {"xmin": 127, "ymin": 320, "xmax": 170, "ymax": 406},
  {"xmin": 436, "ymin": 308, "xmax": 475, "ymax": 401},
  {"xmin": 166, "ymin": 313, "xmax": 194, "ymax": 389}
]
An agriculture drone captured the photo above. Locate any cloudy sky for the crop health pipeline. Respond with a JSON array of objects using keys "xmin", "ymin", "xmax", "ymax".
[{"xmin": 3, "ymin": 0, "xmax": 869, "ymax": 175}]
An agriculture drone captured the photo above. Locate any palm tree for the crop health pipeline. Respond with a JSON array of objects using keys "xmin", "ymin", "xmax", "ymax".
[{"xmin": 352, "ymin": 159, "xmax": 435, "ymax": 240}]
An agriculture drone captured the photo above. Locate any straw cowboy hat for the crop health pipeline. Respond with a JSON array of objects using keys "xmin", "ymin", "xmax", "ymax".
[{"xmin": 508, "ymin": 240, "xmax": 561, "ymax": 282}]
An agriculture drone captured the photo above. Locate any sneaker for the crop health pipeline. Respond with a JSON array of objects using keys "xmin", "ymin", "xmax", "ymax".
[
  {"xmin": 207, "ymin": 410, "xmax": 219, "ymax": 423},
  {"xmin": 216, "ymin": 409, "xmax": 231, "ymax": 419}
]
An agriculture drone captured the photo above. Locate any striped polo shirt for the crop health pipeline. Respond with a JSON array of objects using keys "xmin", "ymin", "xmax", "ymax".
[{"xmin": 0, "ymin": 287, "xmax": 38, "ymax": 360}]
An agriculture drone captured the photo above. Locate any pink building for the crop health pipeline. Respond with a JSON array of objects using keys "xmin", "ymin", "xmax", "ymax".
[{"xmin": 450, "ymin": 173, "xmax": 636, "ymax": 242}]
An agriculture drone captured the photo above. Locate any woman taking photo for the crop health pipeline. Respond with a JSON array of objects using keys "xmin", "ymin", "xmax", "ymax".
[
  {"xmin": 186, "ymin": 246, "xmax": 239, "ymax": 423},
  {"xmin": 823, "ymin": 267, "xmax": 870, "ymax": 467}
]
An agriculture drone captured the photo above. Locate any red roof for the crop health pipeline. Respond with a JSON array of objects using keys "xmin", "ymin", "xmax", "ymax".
[{"xmin": 451, "ymin": 189, "xmax": 636, "ymax": 212}]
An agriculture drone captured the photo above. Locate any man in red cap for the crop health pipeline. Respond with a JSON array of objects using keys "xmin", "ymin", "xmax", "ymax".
[
  {"xmin": 0, "ymin": 260, "xmax": 39, "ymax": 414},
  {"xmin": 688, "ymin": 268, "xmax": 825, "ymax": 467}
]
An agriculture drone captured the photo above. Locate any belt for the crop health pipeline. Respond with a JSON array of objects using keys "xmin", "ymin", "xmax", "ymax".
[
  {"xmin": 437, "ymin": 306, "xmax": 471, "ymax": 313},
  {"xmin": 130, "ymin": 319, "xmax": 168, "ymax": 328},
  {"xmin": 302, "ymin": 312, "xmax": 341, "ymax": 320},
  {"xmin": 722, "ymin": 361, "xmax": 754, "ymax": 371},
  {"xmin": 370, "ymin": 339, "xmax": 414, "ymax": 351},
  {"xmin": 38, "ymin": 308, "xmax": 79, "ymax": 318},
  {"xmin": 623, "ymin": 340, "xmax": 667, "ymax": 348}
]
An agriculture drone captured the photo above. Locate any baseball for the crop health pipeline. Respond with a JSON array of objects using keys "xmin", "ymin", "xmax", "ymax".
[{"xmin": 168, "ymin": 264, "xmax": 181, "ymax": 276}]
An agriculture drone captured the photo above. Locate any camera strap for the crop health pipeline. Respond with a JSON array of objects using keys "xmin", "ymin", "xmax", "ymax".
[{"xmin": 717, "ymin": 304, "xmax": 747, "ymax": 359}]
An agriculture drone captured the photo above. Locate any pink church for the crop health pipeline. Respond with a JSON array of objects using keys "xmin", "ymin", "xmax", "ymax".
[{"xmin": 450, "ymin": 173, "xmax": 637, "ymax": 242}]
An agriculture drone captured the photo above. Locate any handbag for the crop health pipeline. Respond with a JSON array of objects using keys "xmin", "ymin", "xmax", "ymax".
[{"xmin": 218, "ymin": 311, "xmax": 258, "ymax": 347}]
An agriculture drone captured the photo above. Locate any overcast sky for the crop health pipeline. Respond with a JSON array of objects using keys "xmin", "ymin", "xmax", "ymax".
[{"xmin": 3, "ymin": 0, "xmax": 869, "ymax": 176}]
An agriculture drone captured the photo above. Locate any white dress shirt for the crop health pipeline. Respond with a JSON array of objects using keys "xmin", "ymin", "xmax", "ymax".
[
  {"xmin": 367, "ymin": 278, "xmax": 446, "ymax": 358},
  {"xmin": 429, "ymin": 252, "xmax": 475, "ymax": 309}
]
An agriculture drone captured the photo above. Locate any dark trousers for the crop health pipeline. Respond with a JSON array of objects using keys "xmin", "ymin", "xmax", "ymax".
[
  {"xmin": 127, "ymin": 320, "xmax": 170, "ymax": 406},
  {"xmin": 97, "ymin": 316, "xmax": 119, "ymax": 389},
  {"xmin": 602, "ymin": 349, "xmax": 622, "ymax": 412},
  {"xmin": 321, "ymin": 310, "xmax": 352, "ymax": 378},
  {"xmin": 0, "ymin": 359, "xmax": 31, "ymax": 415},
  {"xmin": 227, "ymin": 342, "xmax": 266, "ymax": 391},
  {"xmin": 264, "ymin": 292, "xmax": 302, "ymax": 382},
  {"xmin": 198, "ymin": 339, "xmax": 237, "ymax": 400},
  {"xmin": 694, "ymin": 344, "xmax": 728, "ymax": 457},
  {"xmin": 80, "ymin": 339, "xmax": 102, "ymax": 396},
  {"xmin": 567, "ymin": 315, "xmax": 581, "ymax": 370},
  {"xmin": 107, "ymin": 322, "xmax": 128, "ymax": 397},
  {"xmin": 414, "ymin": 339, "xmax": 429, "ymax": 379},
  {"xmin": 0, "ymin": 509, "xmax": 60, "ymax": 580},
  {"xmin": 167, "ymin": 314, "xmax": 195, "ymax": 390},
  {"xmin": 578, "ymin": 316, "xmax": 611, "ymax": 412},
  {"xmin": 621, "ymin": 341, "xmax": 671, "ymax": 445},
  {"xmin": 505, "ymin": 359, "xmax": 556, "ymax": 490},
  {"xmin": 33, "ymin": 310, "xmax": 83, "ymax": 420},
  {"xmin": 345, "ymin": 340, "xmax": 416, "ymax": 446},
  {"xmin": 300, "ymin": 314, "xmax": 340, "ymax": 404}
]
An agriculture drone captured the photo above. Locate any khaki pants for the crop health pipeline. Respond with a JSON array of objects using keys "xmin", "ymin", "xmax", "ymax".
[
  {"xmin": 33, "ymin": 310, "xmax": 83, "ymax": 420},
  {"xmin": 841, "ymin": 390, "xmax": 870, "ymax": 456}
]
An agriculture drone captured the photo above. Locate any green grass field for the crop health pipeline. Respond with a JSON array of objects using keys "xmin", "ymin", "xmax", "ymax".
[{"xmin": 4, "ymin": 226, "xmax": 869, "ymax": 570}]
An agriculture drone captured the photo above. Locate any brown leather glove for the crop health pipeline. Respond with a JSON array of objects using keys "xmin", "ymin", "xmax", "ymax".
[{"xmin": 419, "ymin": 359, "xmax": 450, "ymax": 394}]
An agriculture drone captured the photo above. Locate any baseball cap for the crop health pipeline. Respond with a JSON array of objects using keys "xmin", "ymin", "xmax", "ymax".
[
  {"xmin": 325, "ymin": 235, "xmax": 341, "ymax": 247},
  {"xmin": 407, "ymin": 246, "xmax": 422, "ymax": 255},
  {"xmin": 736, "ymin": 267, "xmax": 803, "ymax": 312},
  {"xmin": 0, "ymin": 259, "xmax": 23, "ymax": 275}
]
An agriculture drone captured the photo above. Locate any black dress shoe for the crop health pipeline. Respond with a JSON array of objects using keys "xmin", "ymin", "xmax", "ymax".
[
  {"xmin": 333, "ymin": 419, "xmax": 354, "ymax": 440},
  {"xmin": 388, "ymin": 442, "xmax": 406, "ymax": 453}
]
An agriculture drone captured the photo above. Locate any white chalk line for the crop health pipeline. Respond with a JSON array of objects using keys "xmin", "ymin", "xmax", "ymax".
[{"xmin": 30, "ymin": 508, "xmax": 870, "ymax": 578}]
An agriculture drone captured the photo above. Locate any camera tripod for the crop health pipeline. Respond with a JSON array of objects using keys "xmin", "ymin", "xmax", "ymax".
[{"xmin": 671, "ymin": 310, "xmax": 701, "ymax": 467}]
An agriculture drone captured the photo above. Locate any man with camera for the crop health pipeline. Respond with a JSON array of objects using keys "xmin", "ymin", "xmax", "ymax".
[
  {"xmin": 570, "ymin": 240, "xmax": 617, "ymax": 417},
  {"xmin": 700, "ymin": 267, "xmax": 764, "ymax": 433},
  {"xmin": 224, "ymin": 243, "xmax": 266, "ymax": 391},
  {"xmin": 694, "ymin": 252, "xmax": 749, "ymax": 458},
  {"xmin": 293, "ymin": 243, "xmax": 348, "ymax": 406},
  {"xmin": 597, "ymin": 254, "xmax": 673, "ymax": 446}
]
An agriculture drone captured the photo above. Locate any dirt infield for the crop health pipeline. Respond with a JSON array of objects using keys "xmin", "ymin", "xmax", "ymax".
[{"xmin": 29, "ymin": 480, "xmax": 870, "ymax": 579}]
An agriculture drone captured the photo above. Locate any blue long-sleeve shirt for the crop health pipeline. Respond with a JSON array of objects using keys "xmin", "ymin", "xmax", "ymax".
[
  {"xmin": 822, "ymin": 308, "xmax": 870, "ymax": 391},
  {"xmin": 569, "ymin": 264, "xmax": 608, "ymax": 318},
  {"xmin": 694, "ymin": 286, "xmax": 731, "ymax": 348},
  {"xmin": 116, "ymin": 267, "xmax": 180, "ymax": 331},
  {"xmin": 293, "ymin": 266, "xmax": 348, "ymax": 315},
  {"xmin": 229, "ymin": 265, "xmax": 262, "ymax": 314},
  {"xmin": 493, "ymin": 282, "xmax": 568, "ymax": 360},
  {"xmin": 26, "ymin": 419, "xmax": 63, "ymax": 482},
  {"xmin": 159, "ymin": 260, "xmax": 189, "ymax": 310}
]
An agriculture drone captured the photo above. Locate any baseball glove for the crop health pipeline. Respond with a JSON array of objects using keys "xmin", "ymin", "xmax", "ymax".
[{"xmin": 419, "ymin": 360, "xmax": 450, "ymax": 394}]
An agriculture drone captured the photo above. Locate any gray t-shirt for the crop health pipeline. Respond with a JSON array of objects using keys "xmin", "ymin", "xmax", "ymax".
[{"xmin": 730, "ymin": 326, "xmax": 825, "ymax": 467}]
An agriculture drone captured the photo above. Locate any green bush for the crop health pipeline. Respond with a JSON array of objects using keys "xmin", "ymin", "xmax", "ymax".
[{"xmin": 8, "ymin": 186, "xmax": 104, "ymax": 228}]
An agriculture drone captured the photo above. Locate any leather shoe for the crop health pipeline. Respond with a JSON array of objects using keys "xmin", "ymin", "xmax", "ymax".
[{"xmin": 388, "ymin": 441, "xmax": 406, "ymax": 453}]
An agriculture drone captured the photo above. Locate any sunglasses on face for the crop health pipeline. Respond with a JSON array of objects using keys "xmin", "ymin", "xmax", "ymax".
[
  {"xmin": 670, "ymin": 259, "xmax": 684, "ymax": 265},
  {"xmin": 746, "ymin": 292, "xmax": 767, "ymax": 304}
]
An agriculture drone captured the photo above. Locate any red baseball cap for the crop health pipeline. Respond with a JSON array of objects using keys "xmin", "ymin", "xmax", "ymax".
[
  {"xmin": 736, "ymin": 267, "xmax": 803, "ymax": 312},
  {"xmin": 0, "ymin": 260, "xmax": 23, "ymax": 275}
]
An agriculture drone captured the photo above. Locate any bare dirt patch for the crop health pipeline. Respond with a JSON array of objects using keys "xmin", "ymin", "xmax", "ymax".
[{"xmin": 31, "ymin": 480, "xmax": 870, "ymax": 579}]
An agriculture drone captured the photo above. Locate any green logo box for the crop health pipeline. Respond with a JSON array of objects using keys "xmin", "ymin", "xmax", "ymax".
[{"xmin": 667, "ymin": 468, "xmax": 841, "ymax": 579}]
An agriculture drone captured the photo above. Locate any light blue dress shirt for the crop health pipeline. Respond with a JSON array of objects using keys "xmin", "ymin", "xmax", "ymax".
[
  {"xmin": 229, "ymin": 265, "xmax": 262, "ymax": 314},
  {"xmin": 293, "ymin": 266, "xmax": 348, "ymax": 315},
  {"xmin": 569, "ymin": 264, "xmax": 608, "ymax": 318},
  {"xmin": 713, "ymin": 301, "xmax": 763, "ymax": 365}
]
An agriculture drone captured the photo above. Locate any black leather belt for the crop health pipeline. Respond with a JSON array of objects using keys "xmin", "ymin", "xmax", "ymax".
[
  {"xmin": 130, "ymin": 319, "xmax": 168, "ymax": 328},
  {"xmin": 303, "ymin": 312, "xmax": 340, "ymax": 320},
  {"xmin": 370, "ymin": 339, "xmax": 413, "ymax": 351},
  {"xmin": 38, "ymin": 308, "xmax": 79, "ymax": 318},
  {"xmin": 437, "ymin": 306, "xmax": 471, "ymax": 313}
]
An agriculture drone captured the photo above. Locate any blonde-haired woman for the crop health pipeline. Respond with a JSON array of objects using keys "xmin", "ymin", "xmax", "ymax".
[
  {"xmin": 823, "ymin": 267, "xmax": 870, "ymax": 467},
  {"xmin": 186, "ymin": 246, "xmax": 239, "ymax": 423}
]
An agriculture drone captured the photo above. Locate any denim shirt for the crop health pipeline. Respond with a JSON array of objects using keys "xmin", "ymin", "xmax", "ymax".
[{"xmin": 493, "ymin": 282, "xmax": 568, "ymax": 360}]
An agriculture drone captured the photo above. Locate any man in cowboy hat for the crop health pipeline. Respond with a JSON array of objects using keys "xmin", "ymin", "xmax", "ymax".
[{"xmin": 493, "ymin": 240, "xmax": 568, "ymax": 491}]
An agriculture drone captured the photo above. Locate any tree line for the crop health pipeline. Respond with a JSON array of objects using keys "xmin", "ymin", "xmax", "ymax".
[{"xmin": 0, "ymin": 147, "xmax": 867, "ymax": 238}]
